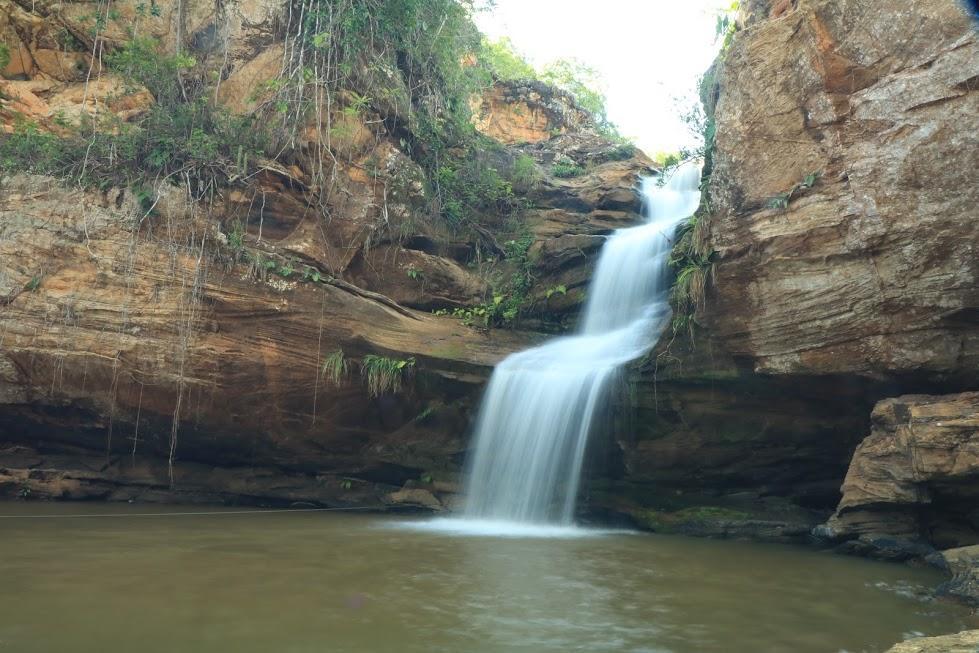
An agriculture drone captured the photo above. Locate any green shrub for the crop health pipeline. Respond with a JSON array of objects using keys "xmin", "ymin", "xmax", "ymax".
[
  {"xmin": 322, "ymin": 350, "xmax": 348, "ymax": 386},
  {"xmin": 508, "ymin": 154, "xmax": 540, "ymax": 191},
  {"xmin": 0, "ymin": 43, "xmax": 10, "ymax": 72},
  {"xmin": 551, "ymin": 162, "xmax": 585, "ymax": 178},
  {"xmin": 480, "ymin": 37, "xmax": 536, "ymax": 81},
  {"xmin": 361, "ymin": 355, "xmax": 415, "ymax": 397},
  {"xmin": 433, "ymin": 144, "xmax": 517, "ymax": 225}
]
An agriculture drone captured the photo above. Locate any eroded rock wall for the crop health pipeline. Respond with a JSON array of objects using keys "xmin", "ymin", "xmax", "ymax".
[{"xmin": 0, "ymin": 0, "xmax": 655, "ymax": 506}]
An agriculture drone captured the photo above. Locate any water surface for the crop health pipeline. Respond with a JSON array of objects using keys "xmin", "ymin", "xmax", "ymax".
[{"xmin": 0, "ymin": 503, "xmax": 974, "ymax": 653}]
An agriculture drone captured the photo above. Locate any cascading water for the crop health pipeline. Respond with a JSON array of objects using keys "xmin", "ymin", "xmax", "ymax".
[{"xmin": 460, "ymin": 162, "xmax": 703, "ymax": 527}]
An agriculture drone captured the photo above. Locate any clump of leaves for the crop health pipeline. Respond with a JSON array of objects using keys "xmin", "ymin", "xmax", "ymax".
[
  {"xmin": 322, "ymin": 349, "xmax": 348, "ymax": 386},
  {"xmin": 552, "ymin": 162, "xmax": 585, "ymax": 178},
  {"xmin": 0, "ymin": 43, "xmax": 10, "ymax": 72},
  {"xmin": 544, "ymin": 284, "xmax": 567, "ymax": 300},
  {"xmin": 361, "ymin": 355, "xmax": 415, "ymax": 397},
  {"xmin": 435, "ymin": 232, "xmax": 536, "ymax": 328},
  {"xmin": 668, "ymin": 211, "xmax": 716, "ymax": 338},
  {"xmin": 479, "ymin": 37, "xmax": 537, "ymax": 81},
  {"xmin": 766, "ymin": 171, "xmax": 821, "ymax": 210},
  {"xmin": 22, "ymin": 275, "xmax": 42, "ymax": 291},
  {"xmin": 432, "ymin": 141, "xmax": 520, "ymax": 227}
]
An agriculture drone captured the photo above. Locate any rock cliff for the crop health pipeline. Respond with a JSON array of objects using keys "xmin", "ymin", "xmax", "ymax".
[
  {"xmin": 592, "ymin": 0, "xmax": 979, "ymax": 565},
  {"xmin": 0, "ymin": 0, "xmax": 654, "ymax": 506}
]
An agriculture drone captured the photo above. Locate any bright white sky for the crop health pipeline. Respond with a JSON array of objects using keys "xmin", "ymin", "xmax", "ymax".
[{"xmin": 475, "ymin": 0, "xmax": 729, "ymax": 156}]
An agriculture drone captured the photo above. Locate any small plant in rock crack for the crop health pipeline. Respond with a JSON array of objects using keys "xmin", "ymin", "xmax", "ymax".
[
  {"xmin": 767, "ymin": 171, "xmax": 821, "ymax": 210},
  {"xmin": 24, "ymin": 275, "xmax": 42, "ymax": 291},
  {"xmin": 406, "ymin": 266, "xmax": 423, "ymax": 281},
  {"xmin": 322, "ymin": 349, "xmax": 348, "ymax": 386},
  {"xmin": 361, "ymin": 355, "xmax": 415, "ymax": 397}
]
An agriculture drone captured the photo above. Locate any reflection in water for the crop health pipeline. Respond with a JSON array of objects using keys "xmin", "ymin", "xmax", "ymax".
[{"xmin": 0, "ymin": 504, "xmax": 974, "ymax": 653}]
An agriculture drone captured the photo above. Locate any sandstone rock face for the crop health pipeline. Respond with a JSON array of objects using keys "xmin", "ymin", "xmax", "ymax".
[
  {"xmin": 884, "ymin": 630, "xmax": 979, "ymax": 653},
  {"xmin": 0, "ymin": 0, "xmax": 654, "ymax": 505},
  {"xmin": 470, "ymin": 81, "xmax": 591, "ymax": 145},
  {"xmin": 823, "ymin": 393, "xmax": 979, "ymax": 556},
  {"xmin": 704, "ymin": 0, "xmax": 979, "ymax": 383},
  {"xmin": 604, "ymin": 0, "xmax": 979, "ymax": 540},
  {"xmin": 0, "ymin": 174, "xmax": 534, "ymax": 499}
]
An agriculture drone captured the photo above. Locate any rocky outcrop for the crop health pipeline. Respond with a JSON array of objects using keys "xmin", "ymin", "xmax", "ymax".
[
  {"xmin": 884, "ymin": 630, "xmax": 979, "ymax": 653},
  {"xmin": 469, "ymin": 80, "xmax": 591, "ymax": 145},
  {"xmin": 823, "ymin": 393, "xmax": 979, "ymax": 557},
  {"xmin": 703, "ymin": 0, "xmax": 978, "ymax": 382},
  {"xmin": 601, "ymin": 0, "xmax": 979, "ymax": 537},
  {"xmin": 937, "ymin": 546, "xmax": 979, "ymax": 607}
]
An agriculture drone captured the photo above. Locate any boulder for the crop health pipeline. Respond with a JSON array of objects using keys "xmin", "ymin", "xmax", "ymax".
[
  {"xmin": 823, "ymin": 393, "xmax": 979, "ymax": 556},
  {"xmin": 937, "ymin": 546, "xmax": 979, "ymax": 607}
]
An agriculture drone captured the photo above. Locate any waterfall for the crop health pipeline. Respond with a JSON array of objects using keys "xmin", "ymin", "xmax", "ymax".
[{"xmin": 461, "ymin": 162, "xmax": 702, "ymax": 526}]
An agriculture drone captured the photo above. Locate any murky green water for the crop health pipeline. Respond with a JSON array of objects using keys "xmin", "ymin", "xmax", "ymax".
[{"xmin": 0, "ymin": 504, "xmax": 974, "ymax": 653}]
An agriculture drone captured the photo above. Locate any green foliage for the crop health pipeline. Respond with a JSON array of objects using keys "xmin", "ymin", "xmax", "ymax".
[
  {"xmin": 322, "ymin": 349, "xmax": 348, "ymax": 386},
  {"xmin": 406, "ymin": 266, "xmax": 423, "ymax": 281},
  {"xmin": 480, "ymin": 37, "xmax": 537, "ymax": 81},
  {"xmin": 0, "ymin": 39, "xmax": 266, "ymax": 194},
  {"xmin": 361, "ymin": 354, "xmax": 415, "ymax": 397},
  {"xmin": 226, "ymin": 221, "xmax": 245, "ymax": 253},
  {"xmin": 104, "ymin": 37, "xmax": 196, "ymax": 104},
  {"xmin": 24, "ymin": 274, "xmax": 42, "ymax": 292},
  {"xmin": 766, "ymin": 171, "xmax": 821, "ymax": 210},
  {"xmin": 508, "ymin": 154, "xmax": 540, "ymax": 192},
  {"xmin": 435, "ymin": 231, "xmax": 535, "ymax": 328},
  {"xmin": 551, "ymin": 162, "xmax": 585, "ymax": 178},
  {"xmin": 544, "ymin": 284, "xmax": 567, "ymax": 300},
  {"xmin": 715, "ymin": 1, "xmax": 741, "ymax": 51},
  {"xmin": 0, "ymin": 43, "xmax": 10, "ymax": 72},
  {"xmin": 669, "ymin": 211, "xmax": 715, "ymax": 338},
  {"xmin": 0, "ymin": 121, "xmax": 70, "ymax": 175},
  {"xmin": 540, "ymin": 59, "xmax": 618, "ymax": 137},
  {"xmin": 433, "ymin": 143, "xmax": 518, "ymax": 225},
  {"xmin": 301, "ymin": 0, "xmax": 488, "ymax": 156},
  {"xmin": 652, "ymin": 151, "xmax": 683, "ymax": 169}
]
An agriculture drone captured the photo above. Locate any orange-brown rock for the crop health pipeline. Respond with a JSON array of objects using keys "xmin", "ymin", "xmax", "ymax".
[
  {"xmin": 702, "ymin": 0, "xmax": 979, "ymax": 382},
  {"xmin": 0, "ymin": 173, "xmax": 539, "ymax": 497},
  {"xmin": 471, "ymin": 80, "xmax": 591, "ymax": 145}
]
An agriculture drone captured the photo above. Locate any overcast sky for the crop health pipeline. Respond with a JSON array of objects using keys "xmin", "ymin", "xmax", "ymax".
[{"xmin": 475, "ymin": 0, "xmax": 729, "ymax": 155}]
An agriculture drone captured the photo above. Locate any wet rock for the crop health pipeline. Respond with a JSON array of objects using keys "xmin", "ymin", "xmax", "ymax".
[
  {"xmin": 936, "ymin": 546, "xmax": 979, "ymax": 607},
  {"xmin": 884, "ymin": 630, "xmax": 979, "ymax": 653},
  {"xmin": 385, "ymin": 488, "xmax": 443, "ymax": 511}
]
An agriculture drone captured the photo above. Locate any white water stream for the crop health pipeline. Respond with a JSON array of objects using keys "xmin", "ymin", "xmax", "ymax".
[{"xmin": 417, "ymin": 163, "xmax": 702, "ymax": 536}]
